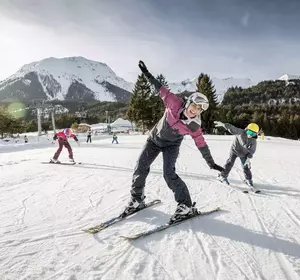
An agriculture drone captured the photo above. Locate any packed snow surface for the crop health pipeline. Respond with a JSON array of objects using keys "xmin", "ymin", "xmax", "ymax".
[{"xmin": 1, "ymin": 134, "xmax": 300, "ymax": 280}]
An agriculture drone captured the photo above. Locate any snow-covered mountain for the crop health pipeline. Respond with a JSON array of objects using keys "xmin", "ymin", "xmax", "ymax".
[
  {"xmin": 169, "ymin": 76, "xmax": 253, "ymax": 102},
  {"xmin": 0, "ymin": 57, "xmax": 134, "ymax": 102},
  {"xmin": 0, "ymin": 56, "xmax": 254, "ymax": 103},
  {"xmin": 278, "ymin": 74, "xmax": 300, "ymax": 81}
]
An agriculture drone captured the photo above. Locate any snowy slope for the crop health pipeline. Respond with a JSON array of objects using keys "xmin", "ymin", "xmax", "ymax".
[
  {"xmin": 169, "ymin": 76, "xmax": 253, "ymax": 102},
  {"xmin": 1, "ymin": 135, "xmax": 300, "ymax": 280},
  {"xmin": 0, "ymin": 57, "xmax": 134, "ymax": 101}
]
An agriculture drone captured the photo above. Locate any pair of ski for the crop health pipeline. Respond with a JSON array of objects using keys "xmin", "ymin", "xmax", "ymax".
[
  {"xmin": 82, "ymin": 199, "xmax": 220, "ymax": 240},
  {"xmin": 243, "ymin": 187, "xmax": 261, "ymax": 194},
  {"xmin": 41, "ymin": 161, "xmax": 81, "ymax": 165},
  {"xmin": 218, "ymin": 178, "xmax": 261, "ymax": 194}
]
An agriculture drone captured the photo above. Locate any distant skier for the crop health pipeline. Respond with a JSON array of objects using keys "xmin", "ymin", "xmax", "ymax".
[
  {"xmin": 86, "ymin": 128, "xmax": 92, "ymax": 143},
  {"xmin": 214, "ymin": 121, "xmax": 259, "ymax": 187},
  {"xmin": 122, "ymin": 61, "xmax": 224, "ymax": 223},
  {"xmin": 50, "ymin": 128, "xmax": 79, "ymax": 163},
  {"xmin": 112, "ymin": 133, "xmax": 118, "ymax": 144},
  {"xmin": 24, "ymin": 135, "xmax": 28, "ymax": 143}
]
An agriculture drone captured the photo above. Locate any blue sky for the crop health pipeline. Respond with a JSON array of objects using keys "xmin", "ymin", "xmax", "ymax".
[{"xmin": 1, "ymin": 0, "xmax": 299, "ymax": 83}]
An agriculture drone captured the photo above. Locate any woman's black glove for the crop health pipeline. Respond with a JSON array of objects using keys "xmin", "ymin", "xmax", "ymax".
[
  {"xmin": 210, "ymin": 163, "xmax": 225, "ymax": 172},
  {"xmin": 138, "ymin": 60, "xmax": 161, "ymax": 91},
  {"xmin": 138, "ymin": 60, "xmax": 149, "ymax": 75}
]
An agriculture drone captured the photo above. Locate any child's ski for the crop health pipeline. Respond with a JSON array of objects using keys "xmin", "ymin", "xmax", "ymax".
[
  {"xmin": 217, "ymin": 178, "xmax": 261, "ymax": 194},
  {"xmin": 243, "ymin": 187, "xmax": 261, "ymax": 194},
  {"xmin": 243, "ymin": 180, "xmax": 261, "ymax": 193}
]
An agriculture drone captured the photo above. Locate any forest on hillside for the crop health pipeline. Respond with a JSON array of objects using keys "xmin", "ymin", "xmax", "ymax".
[{"xmin": 1, "ymin": 77, "xmax": 300, "ymax": 140}]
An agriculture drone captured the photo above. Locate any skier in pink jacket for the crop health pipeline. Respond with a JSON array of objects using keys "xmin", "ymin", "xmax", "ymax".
[
  {"xmin": 122, "ymin": 61, "xmax": 224, "ymax": 223},
  {"xmin": 50, "ymin": 128, "xmax": 79, "ymax": 163}
]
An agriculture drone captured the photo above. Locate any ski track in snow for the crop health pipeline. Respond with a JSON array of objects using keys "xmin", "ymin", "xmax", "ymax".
[{"xmin": 0, "ymin": 134, "xmax": 300, "ymax": 280}]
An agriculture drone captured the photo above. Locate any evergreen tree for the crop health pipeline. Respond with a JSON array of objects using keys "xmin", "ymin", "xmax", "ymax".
[
  {"xmin": 294, "ymin": 114, "xmax": 300, "ymax": 139},
  {"xmin": 0, "ymin": 107, "xmax": 10, "ymax": 138},
  {"xmin": 289, "ymin": 115, "xmax": 298, "ymax": 139},
  {"xmin": 0, "ymin": 106, "xmax": 25, "ymax": 137},
  {"xmin": 219, "ymin": 79, "xmax": 300, "ymax": 139},
  {"xmin": 8, "ymin": 118, "xmax": 25, "ymax": 135},
  {"xmin": 71, "ymin": 122, "xmax": 79, "ymax": 131},
  {"xmin": 55, "ymin": 114, "xmax": 77, "ymax": 129},
  {"xmin": 126, "ymin": 74, "xmax": 152, "ymax": 132},
  {"xmin": 25, "ymin": 120, "xmax": 38, "ymax": 133},
  {"xmin": 149, "ymin": 74, "xmax": 169, "ymax": 127},
  {"xmin": 251, "ymin": 110, "xmax": 263, "ymax": 131},
  {"xmin": 262, "ymin": 113, "xmax": 270, "ymax": 135},
  {"xmin": 196, "ymin": 73, "xmax": 219, "ymax": 133}
]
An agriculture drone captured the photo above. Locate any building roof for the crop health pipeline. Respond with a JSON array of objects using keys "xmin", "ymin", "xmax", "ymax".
[{"xmin": 110, "ymin": 118, "xmax": 134, "ymax": 128}]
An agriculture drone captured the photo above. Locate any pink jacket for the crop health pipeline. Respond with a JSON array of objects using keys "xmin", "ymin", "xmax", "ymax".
[
  {"xmin": 149, "ymin": 87, "xmax": 207, "ymax": 148},
  {"xmin": 55, "ymin": 131, "xmax": 77, "ymax": 141}
]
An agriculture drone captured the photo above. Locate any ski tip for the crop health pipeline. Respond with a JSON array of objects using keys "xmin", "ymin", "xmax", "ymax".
[
  {"xmin": 147, "ymin": 199, "xmax": 161, "ymax": 202},
  {"xmin": 120, "ymin": 235, "xmax": 135, "ymax": 240},
  {"xmin": 82, "ymin": 227, "xmax": 102, "ymax": 234},
  {"xmin": 208, "ymin": 207, "xmax": 221, "ymax": 213}
]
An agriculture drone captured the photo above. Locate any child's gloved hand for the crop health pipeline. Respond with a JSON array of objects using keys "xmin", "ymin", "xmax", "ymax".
[
  {"xmin": 214, "ymin": 121, "xmax": 225, "ymax": 128},
  {"xmin": 243, "ymin": 158, "xmax": 251, "ymax": 169}
]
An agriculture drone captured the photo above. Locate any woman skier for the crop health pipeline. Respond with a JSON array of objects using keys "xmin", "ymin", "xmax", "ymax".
[
  {"xmin": 122, "ymin": 61, "xmax": 224, "ymax": 223},
  {"xmin": 214, "ymin": 121, "xmax": 259, "ymax": 187},
  {"xmin": 51, "ymin": 128, "xmax": 79, "ymax": 163}
]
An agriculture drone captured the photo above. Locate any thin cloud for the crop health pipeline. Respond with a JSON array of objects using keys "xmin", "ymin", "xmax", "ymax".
[
  {"xmin": 0, "ymin": 0, "xmax": 300, "ymax": 82},
  {"xmin": 241, "ymin": 12, "xmax": 250, "ymax": 27}
]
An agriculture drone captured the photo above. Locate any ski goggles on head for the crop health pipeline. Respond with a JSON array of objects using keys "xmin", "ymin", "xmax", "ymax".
[
  {"xmin": 191, "ymin": 102, "xmax": 209, "ymax": 111},
  {"xmin": 188, "ymin": 92, "xmax": 209, "ymax": 111},
  {"xmin": 246, "ymin": 129, "xmax": 257, "ymax": 137},
  {"xmin": 189, "ymin": 94, "xmax": 209, "ymax": 111}
]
